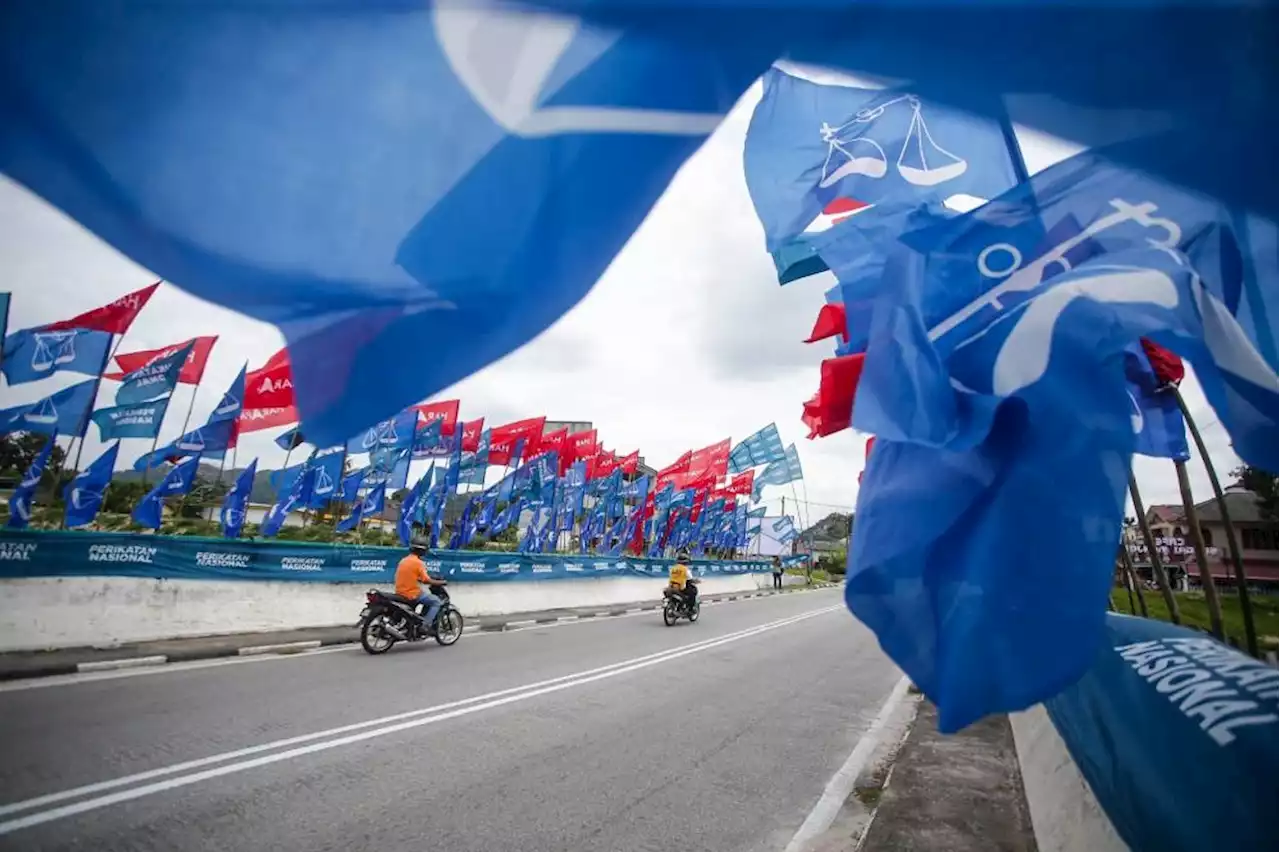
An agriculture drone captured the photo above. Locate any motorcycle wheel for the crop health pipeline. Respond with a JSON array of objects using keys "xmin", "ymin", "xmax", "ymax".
[
  {"xmin": 434, "ymin": 607, "xmax": 464, "ymax": 646},
  {"xmin": 361, "ymin": 614, "xmax": 397, "ymax": 655},
  {"xmin": 663, "ymin": 602, "xmax": 678, "ymax": 626},
  {"xmin": 688, "ymin": 602, "xmax": 700, "ymax": 623}
]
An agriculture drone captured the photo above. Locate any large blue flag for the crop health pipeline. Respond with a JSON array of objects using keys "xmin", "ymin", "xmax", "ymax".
[
  {"xmin": 6, "ymin": 436, "xmax": 53, "ymax": 529},
  {"xmin": 728, "ymin": 423, "xmax": 786, "ymax": 473},
  {"xmin": 115, "ymin": 340, "xmax": 192, "ymax": 405},
  {"xmin": 347, "ymin": 409, "xmax": 417, "ymax": 455},
  {"xmin": 338, "ymin": 467, "xmax": 366, "ymax": 506},
  {"xmin": 220, "ymin": 458, "xmax": 257, "ymax": 538},
  {"xmin": 63, "ymin": 441, "xmax": 119, "ymax": 528},
  {"xmin": 0, "ymin": 379, "xmax": 98, "ymax": 438},
  {"xmin": 745, "ymin": 68, "xmax": 1020, "ymax": 283},
  {"xmin": 844, "ymin": 163, "xmax": 1277, "ymax": 730},
  {"xmin": 133, "ymin": 454, "xmax": 202, "ymax": 529},
  {"xmin": 262, "ymin": 465, "xmax": 315, "ymax": 537},
  {"xmin": 91, "ymin": 398, "xmax": 168, "ymax": 441},
  {"xmin": 0, "ymin": 2, "xmax": 778, "ymax": 449},
  {"xmin": 2, "ymin": 326, "xmax": 112, "ymax": 386}
]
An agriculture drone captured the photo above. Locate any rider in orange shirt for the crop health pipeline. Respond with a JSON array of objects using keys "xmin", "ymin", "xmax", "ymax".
[{"xmin": 395, "ymin": 535, "xmax": 446, "ymax": 631}]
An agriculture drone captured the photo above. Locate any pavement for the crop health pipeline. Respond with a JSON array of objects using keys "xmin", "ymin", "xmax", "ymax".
[{"xmin": 0, "ymin": 582, "xmax": 838, "ymax": 682}]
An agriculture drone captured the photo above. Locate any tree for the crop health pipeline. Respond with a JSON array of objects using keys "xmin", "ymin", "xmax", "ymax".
[
  {"xmin": 102, "ymin": 480, "xmax": 149, "ymax": 515},
  {"xmin": 1230, "ymin": 465, "xmax": 1278, "ymax": 521},
  {"xmin": 0, "ymin": 433, "xmax": 66, "ymax": 488}
]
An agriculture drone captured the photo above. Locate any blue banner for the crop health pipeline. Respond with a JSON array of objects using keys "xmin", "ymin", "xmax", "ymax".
[
  {"xmin": 91, "ymin": 398, "xmax": 169, "ymax": 440},
  {"xmin": 115, "ymin": 340, "xmax": 191, "ymax": 405},
  {"xmin": 1, "ymin": 326, "xmax": 112, "ymax": 386},
  {"xmin": 0, "ymin": 529, "xmax": 772, "ymax": 584},
  {"xmin": 1045, "ymin": 614, "xmax": 1276, "ymax": 852}
]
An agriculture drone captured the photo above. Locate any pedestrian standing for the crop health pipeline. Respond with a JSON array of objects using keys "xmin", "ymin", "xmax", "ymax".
[{"xmin": 772, "ymin": 556, "xmax": 783, "ymax": 591}]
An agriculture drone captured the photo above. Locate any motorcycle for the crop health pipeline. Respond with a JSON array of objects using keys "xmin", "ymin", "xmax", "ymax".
[
  {"xmin": 357, "ymin": 584, "xmax": 464, "ymax": 654},
  {"xmin": 662, "ymin": 579, "xmax": 700, "ymax": 626}
]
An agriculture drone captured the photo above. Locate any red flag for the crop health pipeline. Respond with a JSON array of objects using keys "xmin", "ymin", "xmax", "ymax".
[
  {"xmin": 804, "ymin": 303, "xmax": 848, "ymax": 344},
  {"xmin": 488, "ymin": 417, "xmax": 546, "ymax": 466},
  {"xmin": 656, "ymin": 451, "xmax": 692, "ymax": 479},
  {"xmin": 244, "ymin": 348, "xmax": 296, "ymax": 409},
  {"xmin": 688, "ymin": 438, "xmax": 730, "ymax": 478},
  {"xmin": 414, "ymin": 399, "xmax": 461, "ymax": 435},
  {"xmin": 802, "ymin": 353, "xmax": 865, "ymax": 438},
  {"xmin": 458, "ymin": 417, "xmax": 485, "ymax": 452},
  {"xmin": 1139, "ymin": 338, "xmax": 1185, "ymax": 386},
  {"xmin": 537, "ymin": 426, "xmax": 570, "ymax": 456},
  {"xmin": 46, "ymin": 281, "xmax": 159, "ymax": 334},
  {"xmin": 238, "ymin": 405, "xmax": 299, "ymax": 433},
  {"xmin": 105, "ymin": 336, "xmax": 219, "ymax": 384},
  {"xmin": 618, "ymin": 450, "xmax": 640, "ymax": 475},
  {"xmin": 728, "ymin": 469, "xmax": 755, "ymax": 495},
  {"xmin": 568, "ymin": 429, "xmax": 599, "ymax": 462},
  {"xmin": 588, "ymin": 450, "xmax": 621, "ymax": 479}
]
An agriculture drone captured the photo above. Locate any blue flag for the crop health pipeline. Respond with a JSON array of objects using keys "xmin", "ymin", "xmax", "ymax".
[
  {"xmin": 132, "ymin": 418, "xmax": 237, "ymax": 471},
  {"xmin": 7, "ymin": 436, "xmax": 53, "ymax": 529},
  {"xmin": 1124, "ymin": 346, "xmax": 1190, "ymax": 462},
  {"xmin": 338, "ymin": 468, "xmax": 366, "ymax": 506},
  {"xmin": 744, "ymin": 68, "xmax": 1020, "ymax": 283},
  {"xmin": 0, "ymin": 3, "xmax": 776, "ymax": 448},
  {"xmin": 0, "ymin": 379, "xmax": 98, "ymax": 438},
  {"xmin": 269, "ymin": 461, "xmax": 309, "ymax": 499},
  {"xmin": 361, "ymin": 485, "xmax": 386, "ymax": 519},
  {"xmin": 1, "ymin": 326, "xmax": 112, "ymax": 386},
  {"xmin": 115, "ymin": 340, "xmax": 193, "ymax": 405},
  {"xmin": 274, "ymin": 426, "xmax": 306, "ymax": 452},
  {"xmin": 397, "ymin": 472, "xmax": 430, "ymax": 546},
  {"xmin": 728, "ymin": 423, "xmax": 786, "ymax": 473},
  {"xmin": 844, "ymin": 159, "xmax": 1277, "ymax": 730},
  {"xmin": 752, "ymin": 444, "xmax": 802, "ymax": 501},
  {"xmin": 220, "ymin": 458, "xmax": 257, "ymax": 538},
  {"xmin": 262, "ymin": 465, "xmax": 315, "ymax": 537},
  {"xmin": 63, "ymin": 441, "xmax": 119, "ymax": 528},
  {"xmin": 91, "ymin": 398, "xmax": 169, "ymax": 441},
  {"xmin": 208, "ymin": 366, "xmax": 246, "ymax": 424},
  {"xmin": 410, "ymin": 419, "xmax": 445, "ymax": 460},
  {"xmin": 304, "ymin": 447, "xmax": 346, "ymax": 509},
  {"xmin": 347, "ymin": 409, "xmax": 417, "ymax": 455},
  {"xmin": 132, "ymin": 454, "xmax": 202, "ymax": 529}
]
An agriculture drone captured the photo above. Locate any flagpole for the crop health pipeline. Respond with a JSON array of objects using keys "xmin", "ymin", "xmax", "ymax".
[
  {"xmin": 1174, "ymin": 458, "xmax": 1225, "ymax": 639},
  {"xmin": 1128, "ymin": 471, "xmax": 1182, "ymax": 624}
]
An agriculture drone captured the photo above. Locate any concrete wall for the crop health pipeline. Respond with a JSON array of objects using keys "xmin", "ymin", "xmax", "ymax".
[
  {"xmin": 1009, "ymin": 706, "xmax": 1129, "ymax": 852},
  {"xmin": 0, "ymin": 572, "xmax": 799, "ymax": 651}
]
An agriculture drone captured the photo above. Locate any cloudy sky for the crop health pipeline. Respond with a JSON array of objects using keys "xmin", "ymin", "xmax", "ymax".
[{"xmin": 0, "ymin": 74, "xmax": 1245, "ymax": 529}]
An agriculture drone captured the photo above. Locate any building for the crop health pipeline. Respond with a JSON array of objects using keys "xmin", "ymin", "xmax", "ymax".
[{"xmin": 1127, "ymin": 489, "xmax": 1277, "ymax": 593}]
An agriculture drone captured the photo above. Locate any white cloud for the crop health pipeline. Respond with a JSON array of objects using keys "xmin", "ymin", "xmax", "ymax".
[{"xmin": 0, "ymin": 82, "xmax": 1251, "ymax": 531}]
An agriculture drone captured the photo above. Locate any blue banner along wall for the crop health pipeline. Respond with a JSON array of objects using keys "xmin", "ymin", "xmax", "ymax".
[{"xmin": 0, "ymin": 530, "xmax": 772, "ymax": 584}]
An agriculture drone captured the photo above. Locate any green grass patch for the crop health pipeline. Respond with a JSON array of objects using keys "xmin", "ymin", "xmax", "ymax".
[{"xmin": 1111, "ymin": 587, "xmax": 1279, "ymax": 652}]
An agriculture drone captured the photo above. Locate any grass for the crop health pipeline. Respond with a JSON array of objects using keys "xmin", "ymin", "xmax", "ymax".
[{"xmin": 1111, "ymin": 587, "xmax": 1279, "ymax": 653}]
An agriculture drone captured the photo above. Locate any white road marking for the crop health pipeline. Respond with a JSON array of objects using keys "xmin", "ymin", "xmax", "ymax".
[
  {"xmin": 76, "ymin": 656, "xmax": 167, "ymax": 673},
  {"xmin": 237, "ymin": 640, "xmax": 322, "ymax": 656},
  {"xmin": 0, "ymin": 587, "xmax": 839, "ymax": 692},
  {"xmin": 0, "ymin": 605, "xmax": 841, "ymax": 835},
  {"xmin": 784, "ymin": 675, "xmax": 913, "ymax": 852}
]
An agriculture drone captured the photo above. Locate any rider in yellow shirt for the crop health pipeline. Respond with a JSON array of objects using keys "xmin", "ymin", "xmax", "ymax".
[{"xmin": 669, "ymin": 549, "xmax": 698, "ymax": 610}]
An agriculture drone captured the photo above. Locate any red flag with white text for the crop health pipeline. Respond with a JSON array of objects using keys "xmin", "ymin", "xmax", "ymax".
[
  {"xmin": 106, "ymin": 336, "xmax": 218, "ymax": 384},
  {"xmin": 46, "ymin": 281, "xmax": 159, "ymax": 334}
]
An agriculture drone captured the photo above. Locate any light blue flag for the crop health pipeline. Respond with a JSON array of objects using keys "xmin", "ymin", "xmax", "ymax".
[
  {"xmin": 744, "ymin": 68, "xmax": 1020, "ymax": 283},
  {"xmin": 0, "ymin": 379, "xmax": 98, "ymax": 438},
  {"xmin": 7, "ymin": 436, "xmax": 53, "ymax": 529},
  {"xmin": 304, "ymin": 446, "xmax": 346, "ymax": 509},
  {"xmin": 133, "ymin": 454, "xmax": 202, "ymax": 529},
  {"xmin": 63, "ymin": 441, "xmax": 119, "ymax": 528},
  {"xmin": 846, "ymin": 184, "xmax": 1276, "ymax": 731},
  {"xmin": 751, "ymin": 447, "xmax": 800, "ymax": 501},
  {"xmin": 220, "ymin": 458, "xmax": 257, "ymax": 538},
  {"xmin": 728, "ymin": 423, "xmax": 787, "ymax": 473},
  {"xmin": 208, "ymin": 365, "xmax": 246, "ymax": 424},
  {"xmin": 347, "ymin": 409, "xmax": 416, "ymax": 455},
  {"xmin": 91, "ymin": 398, "xmax": 169, "ymax": 441},
  {"xmin": 1124, "ymin": 346, "xmax": 1190, "ymax": 462},
  {"xmin": 2, "ymin": 326, "xmax": 112, "ymax": 386},
  {"xmin": 115, "ymin": 340, "xmax": 192, "ymax": 405},
  {"xmin": 0, "ymin": 2, "xmax": 776, "ymax": 449}
]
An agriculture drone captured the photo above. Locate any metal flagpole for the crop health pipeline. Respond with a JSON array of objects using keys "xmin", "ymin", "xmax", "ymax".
[
  {"xmin": 1128, "ymin": 471, "xmax": 1182, "ymax": 624},
  {"xmin": 1174, "ymin": 458, "xmax": 1225, "ymax": 639}
]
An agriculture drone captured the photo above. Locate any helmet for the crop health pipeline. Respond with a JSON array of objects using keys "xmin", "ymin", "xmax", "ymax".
[
  {"xmin": 676, "ymin": 548, "xmax": 691, "ymax": 563},
  {"xmin": 409, "ymin": 534, "xmax": 429, "ymax": 555}
]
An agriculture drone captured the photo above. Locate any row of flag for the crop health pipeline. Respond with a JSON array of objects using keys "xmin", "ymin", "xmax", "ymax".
[{"xmin": 741, "ymin": 67, "xmax": 1278, "ymax": 731}]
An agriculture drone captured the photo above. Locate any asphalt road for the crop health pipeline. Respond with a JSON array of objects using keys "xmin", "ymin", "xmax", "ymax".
[{"xmin": 0, "ymin": 588, "xmax": 903, "ymax": 852}]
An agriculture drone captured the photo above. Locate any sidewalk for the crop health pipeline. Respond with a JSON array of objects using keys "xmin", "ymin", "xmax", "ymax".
[
  {"xmin": 856, "ymin": 700, "xmax": 1037, "ymax": 851},
  {"xmin": 0, "ymin": 582, "xmax": 839, "ymax": 682}
]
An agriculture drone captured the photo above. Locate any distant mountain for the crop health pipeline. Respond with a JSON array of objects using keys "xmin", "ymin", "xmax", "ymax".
[
  {"xmin": 801, "ymin": 512, "xmax": 852, "ymax": 546},
  {"xmin": 115, "ymin": 461, "xmax": 282, "ymax": 504}
]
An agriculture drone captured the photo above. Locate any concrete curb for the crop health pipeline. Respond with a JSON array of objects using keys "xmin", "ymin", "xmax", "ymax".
[{"xmin": 0, "ymin": 583, "xmax": 842, "ymax": 683}]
